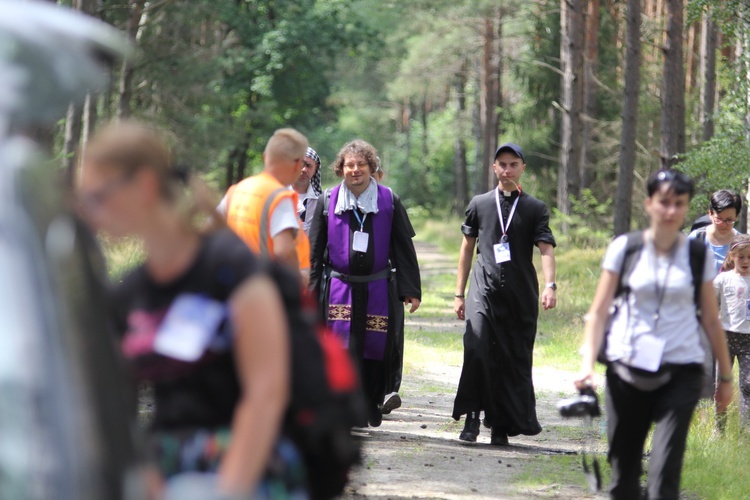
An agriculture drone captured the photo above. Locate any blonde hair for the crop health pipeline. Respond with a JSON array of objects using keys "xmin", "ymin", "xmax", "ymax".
[
  {"xmin": 721, "ymin": 234, "xmax": 750, "ymax": 272},
  {"xmin": 83, "ymin": 120, "xmax": 223, "ymax": 233},
  {"xmin": 264, "ymin": 128, "xmax": 309, "ymax": 163}
]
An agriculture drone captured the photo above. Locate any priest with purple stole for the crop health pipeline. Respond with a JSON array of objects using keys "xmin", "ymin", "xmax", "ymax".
[{"xmin": 308, "ymin": 139, "xmax": 422, "ymax": 427}]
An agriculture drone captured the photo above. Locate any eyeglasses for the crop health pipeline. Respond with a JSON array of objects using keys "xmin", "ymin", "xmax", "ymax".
[
  {"xmin": 343, "ymin": 162, "xmax": 369, "ymax": 171},
  {"xmin": 78, "ymin": 174, "xmax": 134, "ymax": 211},
  {"xmin": 712, "ymin": 214, "xmax": 737, "ymax": 225}
]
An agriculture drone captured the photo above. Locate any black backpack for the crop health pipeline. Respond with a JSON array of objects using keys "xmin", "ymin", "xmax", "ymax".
[
  {"xmin": 598, "ymin": 230, "xmax": 706, "ymax": 365},
  {"xmin": 265, "ymin": 262, "xmax": 367, "ymax": 500}
]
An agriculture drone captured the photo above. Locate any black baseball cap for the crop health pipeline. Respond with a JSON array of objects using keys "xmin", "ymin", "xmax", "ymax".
[{"xmin": 494, "ymin": 142, "xmax": 525, "ymax": 163}]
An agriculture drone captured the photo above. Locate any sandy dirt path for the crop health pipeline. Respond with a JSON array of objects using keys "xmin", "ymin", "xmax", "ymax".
[{"xmin": 343, "ymin": 241, "xmax": 605, "ymax": 499}]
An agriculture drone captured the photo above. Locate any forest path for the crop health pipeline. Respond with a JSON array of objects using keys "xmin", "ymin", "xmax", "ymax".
[{"xmin": 343, "ymin": 241, "xmax": 604, "ymax": 499}]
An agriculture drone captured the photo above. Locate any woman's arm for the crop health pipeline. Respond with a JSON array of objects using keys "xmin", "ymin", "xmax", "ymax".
[
  {"xmin": 700, "ymin": 280, "xmax": 734, "ymax": 412},
  {"xmin": 574, "ymin": 269, "xmax": 619, "ymax": 390},
  {"xmin": 218, "ymin": 275, "xmax": 290, "ymax": 494}
]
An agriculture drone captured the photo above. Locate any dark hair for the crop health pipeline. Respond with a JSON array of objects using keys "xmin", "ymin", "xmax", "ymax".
[
  {"xmin": 646, "ymin": 169, "xmax": 694, "ymax": 200},
  {"xmin": 709, "ymin": 189, "xmax": 742, "ymax": 215},
  {"xmin": 331, "ymin": 139, "xmax": 378, "ymax": 177}
]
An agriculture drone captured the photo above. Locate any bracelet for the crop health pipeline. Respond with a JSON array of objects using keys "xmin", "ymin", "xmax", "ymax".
[
  {"xmin": 718, "ymin": 374, "xmax": 733, "ymax": 383},
  {"xmin": 454, "ymin": 294, "xmax": 465, "ymax": 299}
]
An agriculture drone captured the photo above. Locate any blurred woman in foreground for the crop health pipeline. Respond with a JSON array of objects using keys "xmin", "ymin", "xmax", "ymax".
[
  {"xmin": 575, "ymin": 169, "xmax": 732, "ymax": 500},
  {"xmin": 77, "ymin": 121, "xmax": 306, "ymax": 499}
]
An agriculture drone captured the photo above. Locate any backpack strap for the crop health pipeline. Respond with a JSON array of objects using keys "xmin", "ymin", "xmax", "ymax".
[
  {"xmin": 615, "ymin": 230, "xmax": 645, "ymax": 298},
  {"xmin": 322, "ymin": 187, "xmax": 332, "ymax": 217},
  {"xmin": 688, "ymin": 237, "xmax": 707, "ymax": 317},
  {"xmin": 259, "ymin": 187, "xmax": 291, "ymax": 258}
]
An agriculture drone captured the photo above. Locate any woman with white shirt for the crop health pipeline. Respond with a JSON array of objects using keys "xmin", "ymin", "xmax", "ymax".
[{"xmin": 575, "ymin": 169, "xmax": 733, "ymax": 500}]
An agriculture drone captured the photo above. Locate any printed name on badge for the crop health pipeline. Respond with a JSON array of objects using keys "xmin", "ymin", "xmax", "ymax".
[
  {"xmin": 494, "ymin": 241, "xmax": 511, "ymax": 264},
  {"xmin": 353, "ymin": 230, "xmax": 369, "ymax": 253},
  {"xmin": 154, "ymin": 294, "xmax": 227, "ymax": 361}
]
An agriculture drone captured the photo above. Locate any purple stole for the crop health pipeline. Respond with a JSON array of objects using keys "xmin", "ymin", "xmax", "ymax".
[{"xmin": 327, "ymin": 183, "xmax": 393, "ymax": 360}]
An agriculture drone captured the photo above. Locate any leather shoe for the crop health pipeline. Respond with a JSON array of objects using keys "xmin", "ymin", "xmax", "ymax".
[
  {"xmin": 490, "ymin": 428, "xmax": 509, "ymax": 446},
  {"xmin": 458, "ymin": 412, "xmax": 480, "ymax": 442}
]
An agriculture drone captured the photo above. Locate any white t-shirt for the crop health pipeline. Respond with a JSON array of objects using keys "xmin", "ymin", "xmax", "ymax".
[
  {"xmin": 269, "ymin": 198, "xmax": 299, "ymax": 238},
  {"xmin": 602, "ymin": 234, "xmax": 715, "ymax": 365},
  {"xmin": 714, "ymin": 270, "xmax": 750, "ymax": 334},
  {"xmin": 216, "ymin": 194, "xmax": 298, "ymax": 238}
]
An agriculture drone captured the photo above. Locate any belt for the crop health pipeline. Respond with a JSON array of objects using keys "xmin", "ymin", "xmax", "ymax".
[{"xmin": 330, "ymin": 267, "xmax": 392, "ymax": 283}]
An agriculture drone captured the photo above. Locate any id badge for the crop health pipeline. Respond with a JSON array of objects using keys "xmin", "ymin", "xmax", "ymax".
[
  {"xmin": 629, "ymin": 334, "xmax": 666, "ymax": 372},
  {"xmin": 154, "ymin": 294, "xmax": 227, "ymax": 361},
  {"xmin": 353, "ymin": 231, "xmax": 369, "ymax": 253},
  {"xmin": 494, "ymin": 242, "xmax": 511, "ymax": 264}
]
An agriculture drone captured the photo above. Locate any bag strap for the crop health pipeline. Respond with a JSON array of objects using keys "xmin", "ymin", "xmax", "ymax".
[
  {"xmin": 688, "ymin": 237, "xmax": 707, "ymax": 317},
  {"xmin": 322, "ymin": 187, "xmax": 332, "ymax": 216},
  {"xmin": 615, "ymin": 230, "xmax": 645, "ymax": 299},
  {"xmin": 259, "ymin": 187, "xmax": 291, "ymax": 258}
]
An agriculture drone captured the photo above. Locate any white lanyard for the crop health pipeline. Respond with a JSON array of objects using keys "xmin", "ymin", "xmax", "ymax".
[{"xmin": 494, "ymin": 188, "xmax": 520, "ymax": 240}]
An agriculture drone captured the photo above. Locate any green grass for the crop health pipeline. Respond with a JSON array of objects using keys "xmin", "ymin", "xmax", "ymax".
[{"xmin": 102, "ymin": 236, "xmax": 144, "ymax": 280}]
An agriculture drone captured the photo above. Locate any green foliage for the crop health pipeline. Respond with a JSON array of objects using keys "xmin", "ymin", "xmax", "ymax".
[{"xmin": 551, "ymin": 189, "xmax": 614, "ymax": 249}]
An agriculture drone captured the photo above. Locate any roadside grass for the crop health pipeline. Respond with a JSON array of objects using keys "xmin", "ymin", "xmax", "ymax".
[{"xmin": 511, "ymin": 454, "xmax": 594, "ymax": 495}]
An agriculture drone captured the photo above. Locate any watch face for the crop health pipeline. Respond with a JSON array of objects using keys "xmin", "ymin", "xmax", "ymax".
[{"xmin": 548, "ymin": 283, "xmax": 557, "ymax": 290}]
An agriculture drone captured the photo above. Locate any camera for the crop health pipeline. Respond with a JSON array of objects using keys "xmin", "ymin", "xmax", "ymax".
[{"xmin": 557, "ymin": 387, "xmax": 601, "ymax": 418}]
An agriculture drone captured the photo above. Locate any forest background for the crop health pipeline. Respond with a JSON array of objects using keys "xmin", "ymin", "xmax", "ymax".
[{"xmin": 49, "ymin": 0, "xmax": 750, "ymax": 243}]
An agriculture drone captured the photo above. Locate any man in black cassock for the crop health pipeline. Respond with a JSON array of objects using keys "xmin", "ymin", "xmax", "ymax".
[{"xmin": 452, "ymin": 143, "xmax": 557, "ymax": 445}]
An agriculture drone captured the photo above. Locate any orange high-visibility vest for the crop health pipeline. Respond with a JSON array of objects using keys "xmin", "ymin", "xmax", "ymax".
[{"xmin": 225, "ymin": 172, "xmax": 310, "ymax": 270}]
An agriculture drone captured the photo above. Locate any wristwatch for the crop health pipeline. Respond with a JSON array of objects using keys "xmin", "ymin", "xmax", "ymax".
[{"xmin": 545, "ymin": 282, "xmax": 557, "ymax": 291}]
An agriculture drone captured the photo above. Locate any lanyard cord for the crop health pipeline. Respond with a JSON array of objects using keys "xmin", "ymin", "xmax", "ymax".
[
  {"xmin": 494, "ymin": 188, "xmax": 520, "ymax": 240},
  {"xmin": 352, "ymin": 209, "xmax": 367, "ymax": 231},
  {"xmin": 651, "ymin": 237, "xmax": 679, "ymax": 327}
]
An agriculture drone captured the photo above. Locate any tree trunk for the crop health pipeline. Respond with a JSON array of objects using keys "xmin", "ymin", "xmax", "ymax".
[
  {"xmin": 479, "ymin": 15, "xmax": 500, "ymax": 194},
  {"xmin": 487, "ymin": 15, "xmax": 504, "ymax": 190},
  {"xmin": 62, "ymin": 103, "xmax": 84, "ymax": 185},
  {"xmin": 453, "ymin": 64, "xmax": 469, "ymax": 214},
  {"xmin": 82, "ymin": 93, "xmax": 98, "ymax": 148},
  {"xmin": 614, "ymin": 0, "xmax": 642, "ymax": 236},
  {"xmin": 581, "ymin": 0, "xmax": 600, "ymax": 189},
  {"xmin": 660, "ymin": 0, "xmax": 686, "ymax": 169},
  {"xmin": 558, "ymin": 0, "xmax": 585, "ymax": 218},
  {"xmin": 117, "ymin": 0, "xmax": 145, "ymax": 119},
  {"xmin": 700, "ymin": 9, "xmax": 717, "ymax": 142},
  {"xmin": 472, "ymin": 57, "xmax": 483, "ymax": 195}
]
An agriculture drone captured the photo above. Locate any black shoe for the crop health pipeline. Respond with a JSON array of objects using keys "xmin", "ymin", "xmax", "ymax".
[
  {"xmin": 490, "ymin": 428, "xmax": 509, "ymax": 446},
  {"xmin": 368, "ymin": 402, "xmax": 382, "ymax": 427},
  {"xmin": 381, "ymin": 392, "xmax": 402, "ymax": 415},
  {"xmin": 459, "ymin": 412, "xmax": 480, "ymax": 442}
]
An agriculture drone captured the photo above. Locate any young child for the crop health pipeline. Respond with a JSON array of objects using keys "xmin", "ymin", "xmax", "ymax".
[{"xmin": 714, "ymin": 234, "xmax": 750, "ymax": 426}]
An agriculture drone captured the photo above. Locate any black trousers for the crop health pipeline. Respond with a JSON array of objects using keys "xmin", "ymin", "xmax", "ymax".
[{"xmin": 606, "ymin": 364, "xmax": 703, "ymax": 500}]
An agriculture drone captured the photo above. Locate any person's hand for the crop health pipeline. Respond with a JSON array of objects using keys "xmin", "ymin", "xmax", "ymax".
[
  {"xmin": 404, "ymin": 297, "xmax": 420, "ymax": 314},
  {"xmin": 542, "ymin": 288, "xmax": 557, "ymax": 310},
  {"xmin": 715, "ymin": 380, "xmax": 734, "ymax": 413},
  {"xmin": 574, "ymin": 370, "xmax": 596, "ymax": 391},
  {"xmin": 455, "ymin": 296, "xmax": 465, "ymax": 320}
]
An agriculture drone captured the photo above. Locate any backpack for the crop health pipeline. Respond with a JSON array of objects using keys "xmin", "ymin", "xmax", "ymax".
[
  {"xmin": 597, "ymin": 230, "xmax": 706, "ymax": 366},
  {"xmin": 264, "ymin": 262, "xmax": 367, "ymax": 500}
]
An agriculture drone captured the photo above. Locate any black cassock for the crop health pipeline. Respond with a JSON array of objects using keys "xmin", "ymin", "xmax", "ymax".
[{"xmin": 452, "ymin": 188, "xmax": 556, "ymax": 436}]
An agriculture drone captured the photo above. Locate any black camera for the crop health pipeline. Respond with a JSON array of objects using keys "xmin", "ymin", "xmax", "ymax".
[{"xmin": 557, "ymin": 387, "xmax": 601, "ymax": 418}]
